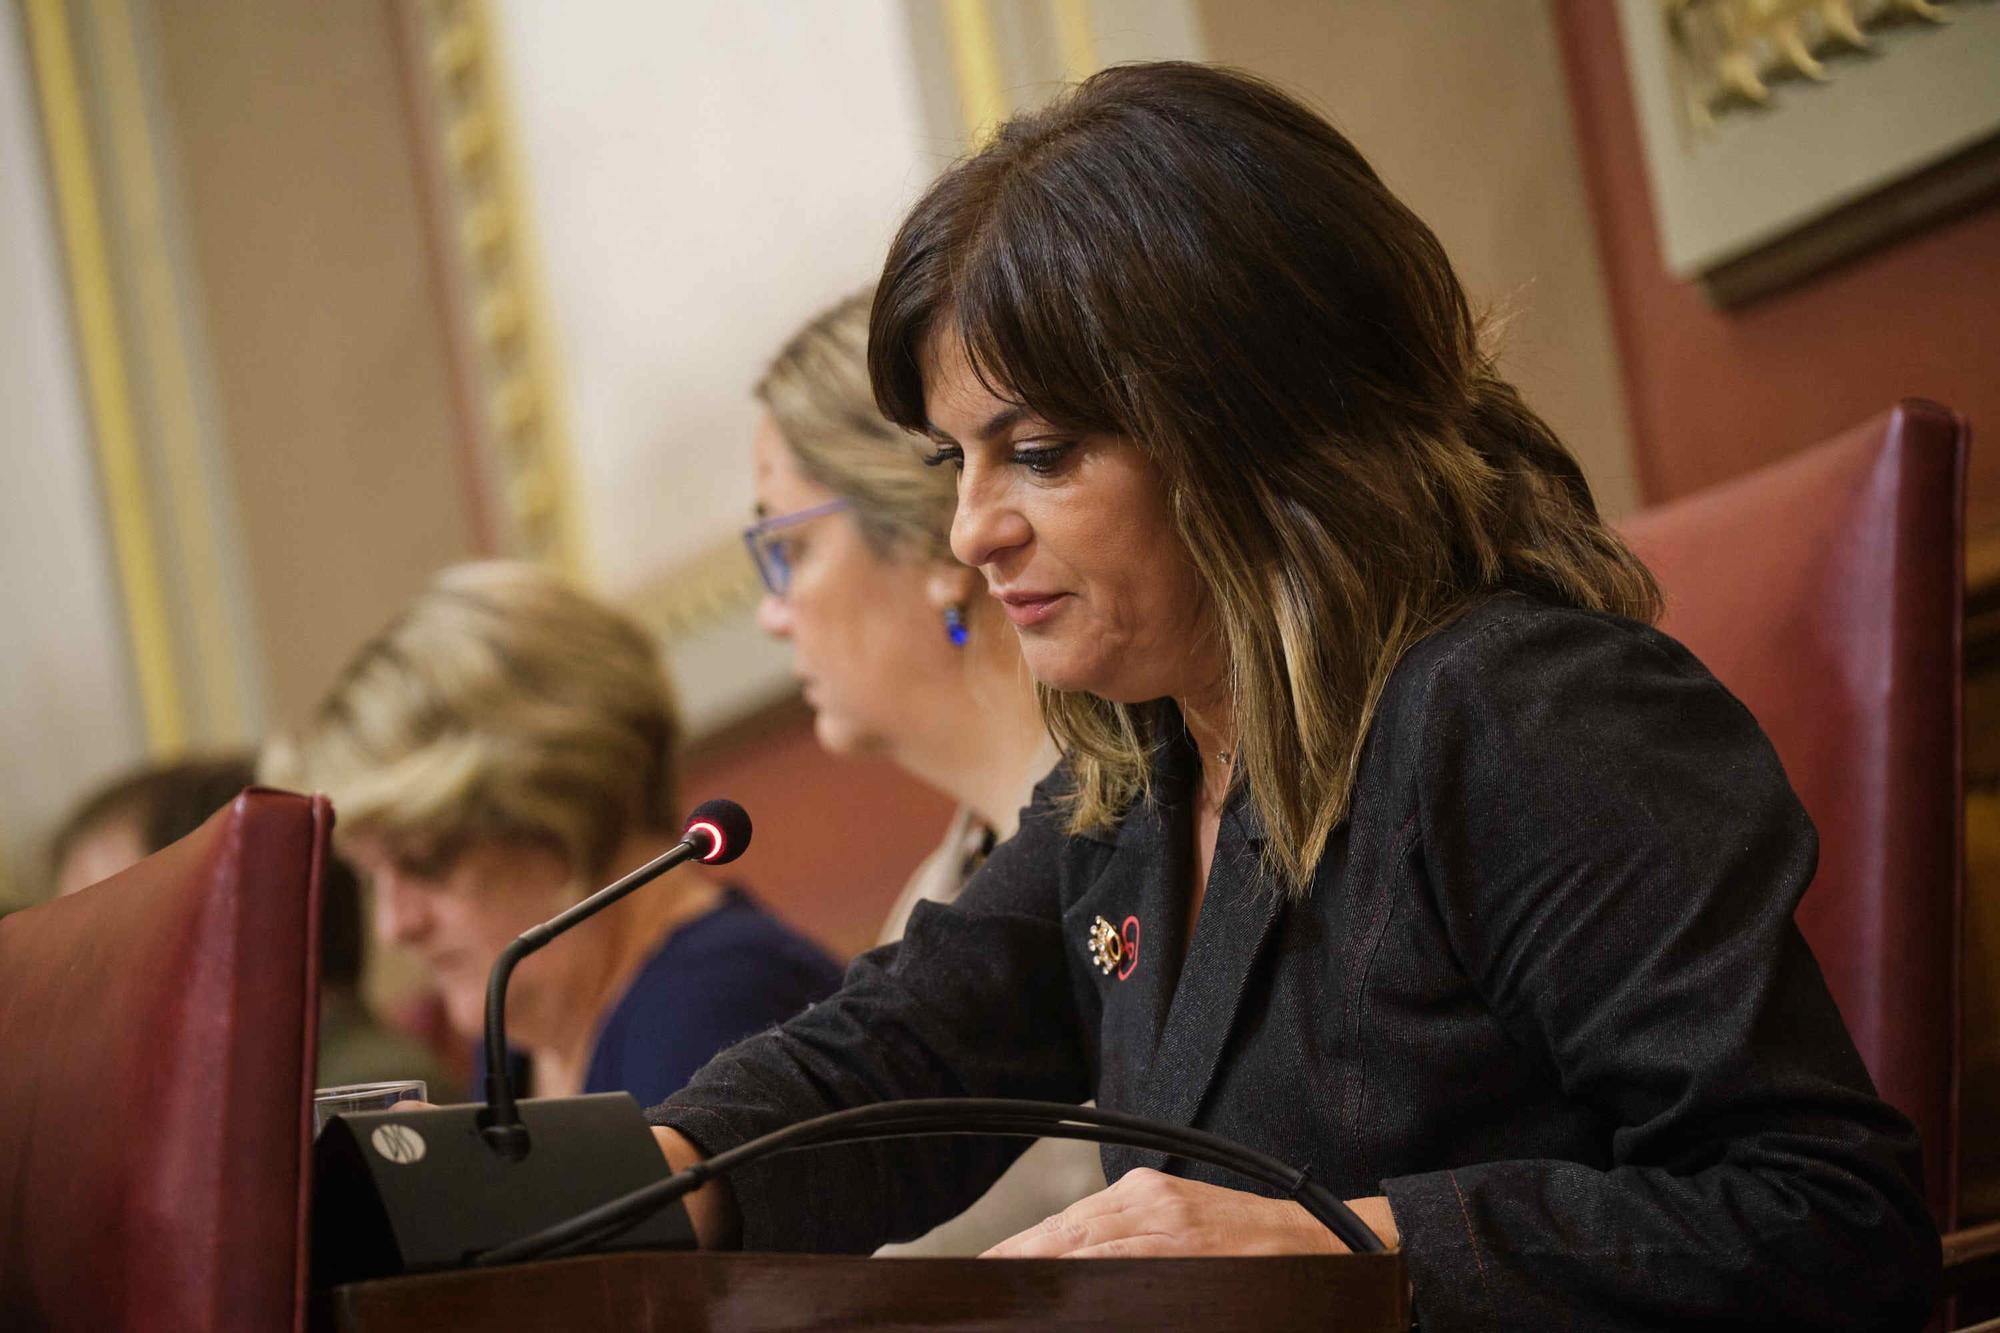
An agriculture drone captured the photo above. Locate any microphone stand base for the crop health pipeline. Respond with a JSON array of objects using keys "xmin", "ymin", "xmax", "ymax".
[{"xmin": 311, "ymin": 1092, "xmax": 693, "ymax": 1287}]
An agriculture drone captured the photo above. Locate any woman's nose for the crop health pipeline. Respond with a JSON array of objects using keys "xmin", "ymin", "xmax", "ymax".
[
  {"xmin": 950, "ymin": 473, "xmax": 1031, "ymax": 571},
  {"xmin": 755, "ymin": 590, "xmax": 793, "ymax": 638},
  {"xmin": 371, "ymin": 871, "xmax": 430, "ymax": 947}
]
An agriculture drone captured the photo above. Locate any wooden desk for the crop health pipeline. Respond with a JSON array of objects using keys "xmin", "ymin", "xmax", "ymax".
[
  {"xmin": 319, "ymin": 1250, "xmax": 1411, "ymax": 1332},
  {"xmin": 1948, "ymin": 1217, "xmax": 2000, "ymax": 1296}
]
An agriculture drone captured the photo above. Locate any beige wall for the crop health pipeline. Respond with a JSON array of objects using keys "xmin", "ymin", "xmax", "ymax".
[
  {"xmin": 482, "ymin": 0, "xmax": 944, "ymax": 732},
  {"xmin": 146, "ymin": 0, "xmax": 477, "ymax": 730},
  {"xmin": 1198, "ymin": 0, "xmax": 1640, "ymax": 516},
  {"xmin": 491, "ymin": 0, "xmax": 934, "ymax": 596}
]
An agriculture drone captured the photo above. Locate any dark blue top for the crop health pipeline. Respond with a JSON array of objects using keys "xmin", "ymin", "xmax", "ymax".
[{"xmin": 482, "ymin": 887, "xmax": 844, "ymax": 1110}]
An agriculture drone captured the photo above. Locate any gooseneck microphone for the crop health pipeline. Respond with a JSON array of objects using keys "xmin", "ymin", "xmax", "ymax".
[
  {"xmin": 481, "ymin": 799, "xmax": 752, "ymax": 1159},
  {"xmin": 310, "ymin": 799, "xmax": 750, "ymax": 1286}
]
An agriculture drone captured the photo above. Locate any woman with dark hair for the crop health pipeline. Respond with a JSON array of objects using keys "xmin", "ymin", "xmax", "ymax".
[{"xmin": 649, "ymin": 63, "xmax": 1936, "ymax": 1328}]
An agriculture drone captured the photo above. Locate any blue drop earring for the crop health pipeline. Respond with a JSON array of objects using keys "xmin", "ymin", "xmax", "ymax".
[{"xmin": 943, "ymin": 605, "xmax": 969, "ymax": 648}]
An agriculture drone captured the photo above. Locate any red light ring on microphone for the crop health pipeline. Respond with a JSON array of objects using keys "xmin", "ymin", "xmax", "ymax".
[{"xmin": 687, "ymin": 820, "xmax": 728, "ymax": 863}]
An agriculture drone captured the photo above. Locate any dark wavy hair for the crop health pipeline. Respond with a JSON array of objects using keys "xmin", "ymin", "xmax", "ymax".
[{"xmin": 869, "ymin": 62, "xmax": 1659, "ymax": 893}]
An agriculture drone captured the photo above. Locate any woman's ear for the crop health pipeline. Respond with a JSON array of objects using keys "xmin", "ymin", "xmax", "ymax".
[{"xmin": 924, "ymin": 562, "xmax": 980, "ymax": 614}]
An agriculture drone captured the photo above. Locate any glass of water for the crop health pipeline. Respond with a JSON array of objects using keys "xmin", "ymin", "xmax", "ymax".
[{"xmin": 313, "ymin": 1079, "xmax": 428, "ymax": 1138}]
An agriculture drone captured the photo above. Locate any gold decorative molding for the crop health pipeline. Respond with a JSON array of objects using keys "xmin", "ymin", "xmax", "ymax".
[
  {"xmin": 406, "ymin": 0, "xmax": 586, "ymax": 579},
  {"xmin": 939, "ymin": 1, "xmax": 1108, "ymax": 144},
  {"xmin": 1663, "ymin": 0, "xmax": 1954, "ymax": 131},
  {"xmin": 943, "ymin": 0, "xmax": 1008, "ymax": 141},
  {"xmin": 622, "ymin": 533, "xmax": 765, "ymax": 648},
  {"xmin": 1051, "ymin": 0, "xmax": 1100, "ymax": 83},
  {"xmin": 21, "ymin": 0, "xmax": 186, "ymax": 753},
  {"xmin": 85, "ymin": 0, "xmax": 253, "ymax": 744}
]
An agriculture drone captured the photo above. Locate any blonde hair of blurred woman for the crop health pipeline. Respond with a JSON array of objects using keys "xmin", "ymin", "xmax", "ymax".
[
  {"xmin": 262, "ymin": 560, "xmax": 736, "ymax": 1099},
  {"xmin": 748, "ymin": 286, "xmax": 1048, "ymax": 856},
  {"xmin": 264, "ymin": 560, "xmax": 679, "ymax": 879},
  {"xmin": 751, "ymin": 291, "xmax": 1099, "ymax": 1256},
  {"xmin": 752, "ymin": 287, "xmax": 1052, "ymax": 921},
  {"xmin": 757, "ymin": 289, "xmax": 955, "ymax": 564}
]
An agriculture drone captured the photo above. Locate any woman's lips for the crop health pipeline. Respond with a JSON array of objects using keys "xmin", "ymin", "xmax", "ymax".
[{"xmin": 996, "ymin": 591, "xmax": 1070, "ymax": 627}]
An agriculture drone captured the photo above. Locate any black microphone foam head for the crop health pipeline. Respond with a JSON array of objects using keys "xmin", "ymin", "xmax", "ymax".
[{"xmin": 683, "ymin": 798, "xmax": 752, "ymax": 865}]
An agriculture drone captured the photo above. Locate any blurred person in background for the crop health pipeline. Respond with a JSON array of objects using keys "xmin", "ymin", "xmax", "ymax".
[
  {"xmin": 264, "ymin": 560, "xmax": 843, "ymax": 1108},
  {"xmin": 746, "ymin": 289, "xmax": 1103, "ymax": 1253},
  {"xmin": 46, "ymin": 754, "xmax": 456, "ymax": 1095}
]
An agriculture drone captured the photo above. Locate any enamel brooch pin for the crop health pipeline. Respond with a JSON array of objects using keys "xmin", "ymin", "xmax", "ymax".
[{"xmin": 1087, "ymin": 913, "xmax": 1141, "ymax": 981}]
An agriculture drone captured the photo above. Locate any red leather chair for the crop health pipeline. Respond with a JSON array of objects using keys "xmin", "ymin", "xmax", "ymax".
[
  {"xmin": 0, "ymin": 787, "xmax": 329, "ymax": 1332},
  {"xmin": 1619, "ymin": 399, "xmax": 1979, "ymax": 1304}
]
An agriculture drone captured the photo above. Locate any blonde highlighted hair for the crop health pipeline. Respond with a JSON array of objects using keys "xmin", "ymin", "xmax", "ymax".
[
  {"xmin": 757, "ymin": 288, "xmax": 956, "ymax": 561},
  {"xmin": 263, "ymin": 561, "xmax": 680, "ymax": 882}
]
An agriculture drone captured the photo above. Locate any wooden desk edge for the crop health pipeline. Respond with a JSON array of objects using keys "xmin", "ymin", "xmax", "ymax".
[
  {"xmin": 320, "ymin": 1248, "xmax": 1412, "ymax": 1333},
  {"xmin": 1945, "ymin": 1218, "xmax": 2000, "ymax": 1296}
]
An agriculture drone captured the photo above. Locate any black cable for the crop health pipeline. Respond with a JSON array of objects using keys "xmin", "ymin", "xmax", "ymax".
[
  {"xmin": 807, "ymin": 1108, "xmax": 1346, "ymax": 1224},
  {"xmin": 577, "ymin": 1111, "xmax": 1370, "ymax": 1256},
  {"xmin": 473, "ymin": 1098, "xmax": 1386, "ymax": 1265},
  {"xmin": 785, "ymin": 1114, "xmax": 1366, "ymax": 1257},
  {"xmin": 528, "ymin": 1120, "xmax": 1228, "ymax": 1262}
]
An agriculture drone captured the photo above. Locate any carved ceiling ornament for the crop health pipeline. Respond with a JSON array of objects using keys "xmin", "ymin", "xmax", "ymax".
[{"xmin": 1664, "ymin": 0, "xmax": 1954, "ymax": 130}]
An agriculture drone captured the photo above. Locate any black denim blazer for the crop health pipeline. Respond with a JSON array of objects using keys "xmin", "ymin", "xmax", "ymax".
[{"xmin": 653, "ymin": 593, "xmax": 1938, "ymax": 1330}]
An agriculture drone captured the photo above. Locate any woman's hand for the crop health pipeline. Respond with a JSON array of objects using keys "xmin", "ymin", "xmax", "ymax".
[
  {"xmin": 981, "ymin": 1168, "xmax": 1398, "ymax": 1259},
  {"xmin": 650, "ymin": 1125, "xmax": 741, "ymax": 1249}
]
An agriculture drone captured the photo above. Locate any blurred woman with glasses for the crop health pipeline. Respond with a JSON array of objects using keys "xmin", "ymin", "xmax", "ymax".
[{"xmin": 742, "ymin": 289, "xmax": 1103, "ymax": 1251}]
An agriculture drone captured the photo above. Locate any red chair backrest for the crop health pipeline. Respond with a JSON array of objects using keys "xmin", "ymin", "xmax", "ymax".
[
  {"xmin": 0, "ymin": 787, "xmax": 328, "ymax": 1331},
  {"xmin": 1618, "ymin": 399, "xmax": 1967, "ymax": 1227}
]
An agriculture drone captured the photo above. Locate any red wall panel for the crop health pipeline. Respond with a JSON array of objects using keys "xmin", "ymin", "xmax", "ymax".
[
  {"xmin": 1553, "ymin": 0, "xmax": 2000, "ymax": 541},
  {"xmin": 685, "ymin": 713, "xmax": 955, "ymax": 962}
]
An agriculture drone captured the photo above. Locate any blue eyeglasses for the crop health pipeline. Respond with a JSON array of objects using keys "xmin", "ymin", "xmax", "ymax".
[{"xmin": 742, "ymin": 499, "xmax": 854, "ymax": 596}]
